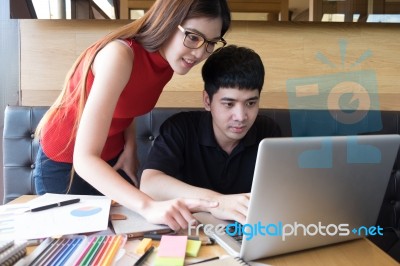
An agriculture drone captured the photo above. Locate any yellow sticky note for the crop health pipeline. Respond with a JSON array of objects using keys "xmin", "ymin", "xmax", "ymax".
[
  {"xmin": 185, "ymin": 239, "xmax": 202, "ymax": 257},
  {"xmin": 154, "ymin": 256, "xmax": 185, "ymax": 266},
  {"xmin": 135, "ymin": 238, "xmax": 152, "ymax": 254}
]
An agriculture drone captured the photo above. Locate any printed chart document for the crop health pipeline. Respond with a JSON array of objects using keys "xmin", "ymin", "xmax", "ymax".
[{"xmin": 0, "ymin": 193, "xmax": 111, "ymax": 240}]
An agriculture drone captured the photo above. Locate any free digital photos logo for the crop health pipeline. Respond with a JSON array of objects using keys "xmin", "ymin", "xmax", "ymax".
[{"xmin": 188, "ymin": 221, "xmax": 384, "ymax": 242}]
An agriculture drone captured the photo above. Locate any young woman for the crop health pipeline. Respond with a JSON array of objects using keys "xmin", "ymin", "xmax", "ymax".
[{"xmin": 33, "ymin": 0, "xmax": 231, "ymax": 230}]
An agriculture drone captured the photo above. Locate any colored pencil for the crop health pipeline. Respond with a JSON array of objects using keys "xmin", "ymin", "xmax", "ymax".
[
  {"xmin": 99, "ymin": 235, "xmax": 123, "ymax": 266},
  {"xmin": 86, "ymin": 236, "xmax": 107, "ymax": 265},
  {"xmin": 44, "ymin": 238, "xmax": 71, "ymax": 265},
  {"xmin": 54, "ymin": 238, "xmax": 83, "ymax": 266},
  {"xmin": 72, "ymin": 235, "xmax": 97, "ymax": 266},
  {"xmin": 93, "ymin": 235, "xmax": 116, "ymax": 265},
  {"xmin": 27, "ymin": 235, "xmax": 125, "ymax": 266},
  {"xmin": 80, "ymin": 236, "xmax": 104, "ymax": 266},
  {"xmin": 30, "ymin": 238, "xmax": 61, "ymax": 266},
  {"xmin": 91, "ymin": 235, "xmax": 112, "ymax": 265}
]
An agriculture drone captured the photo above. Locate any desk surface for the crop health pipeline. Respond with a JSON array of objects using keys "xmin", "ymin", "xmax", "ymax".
[
  {"xmin": 9, "ymin": 195, "xmax": 399, "ymax": 266},
  {"xmin": 198, "ymin": 237, "xmax": 398, "ymax": 265}
]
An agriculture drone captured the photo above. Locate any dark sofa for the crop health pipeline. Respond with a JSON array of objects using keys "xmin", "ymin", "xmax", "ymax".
[{"xmin": 2, "ymin": 105, "xmax": 400, "ymax": 261}]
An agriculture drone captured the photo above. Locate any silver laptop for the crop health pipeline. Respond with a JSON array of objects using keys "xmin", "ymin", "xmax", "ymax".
[{"xmin": 194, "ymin": 135, "xmax": 400, "ymax": 261}]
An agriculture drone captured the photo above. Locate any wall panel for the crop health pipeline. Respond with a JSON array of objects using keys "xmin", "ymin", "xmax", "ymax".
[{"xmin": 20, "ymin": 20, "xmax": 400, "ymax": 110}]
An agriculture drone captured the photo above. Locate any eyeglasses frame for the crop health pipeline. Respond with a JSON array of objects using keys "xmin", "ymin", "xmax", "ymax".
[{"xmin": 178, "ymin": 25, "xmax": 227, "ymax": 54}]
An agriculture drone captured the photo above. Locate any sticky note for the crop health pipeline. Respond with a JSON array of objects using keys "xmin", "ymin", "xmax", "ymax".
[
  {"xmin": 154, "ymin": 256, "xmax": 185, "ymax": 266},
  {"xmin": 185, "ymin": 239, "xmax": 201, "ymax": 257},
  {"xmin": 154, "ymin": 235, "xmax": 188, "ymax": 266},
  {"xmin": 157, "ymin": 235, "xmax": 187, "ymax": 258},
  {"xmin": 135, "ymin": 238, "xmax": 152, "ymax": 254}
]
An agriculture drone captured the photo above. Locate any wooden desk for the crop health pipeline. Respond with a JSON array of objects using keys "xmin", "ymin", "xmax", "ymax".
[
  {"xmin": 196, "ymin": 237, "xmax": 398, "ymax": 265},
  {"xmin": 9, "ymin": 196, "xmax": 399, "ymax": 265}
]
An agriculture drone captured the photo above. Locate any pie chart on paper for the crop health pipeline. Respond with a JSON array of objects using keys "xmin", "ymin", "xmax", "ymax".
[{"xmin": 70, "ymin": 206, "xmax": 102, "ymax": 217}]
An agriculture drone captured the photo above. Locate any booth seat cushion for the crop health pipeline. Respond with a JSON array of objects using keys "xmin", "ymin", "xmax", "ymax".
[
  {"xmin": 2, "ymin": 106, "xmax": 48, "ymax": 203},
  {"xmin": 2, "ymin": 106, "xmax": 400, "ymax": 261}
]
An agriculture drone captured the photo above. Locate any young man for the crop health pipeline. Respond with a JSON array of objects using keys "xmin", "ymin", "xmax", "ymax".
[{"xmin": 140, "ymin": 45, "xmax": 281, "ymax": 224}]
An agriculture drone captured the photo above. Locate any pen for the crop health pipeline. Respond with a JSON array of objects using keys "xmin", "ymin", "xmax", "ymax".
[
  {"xmin": 143, "ymin": 233, "xmax": 194, "ymax": 241},
  {"xmin": 28, "ymin": 198, "xmax": 80, "ymax": 212},
  {"xmin": 143, "ymin": 234, "xmax": 214, "ymax": 245},
  {"xmin": 134, "ymin": 245, "xmax": 154, "ymax": 266},
  {"xmin": 187, "ymin": 256, "xmax": 219, "ymax": 265}
]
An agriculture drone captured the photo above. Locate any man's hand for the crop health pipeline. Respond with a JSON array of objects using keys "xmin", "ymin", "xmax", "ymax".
[{"xmin": 207, "ymin": 193, "xmax": 250, "ymax": 224}]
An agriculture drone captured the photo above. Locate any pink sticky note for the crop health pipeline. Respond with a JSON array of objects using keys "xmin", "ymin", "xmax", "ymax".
[{"xmin": 157, "ymin": 235, "xmax": 188, "ymax": 258}]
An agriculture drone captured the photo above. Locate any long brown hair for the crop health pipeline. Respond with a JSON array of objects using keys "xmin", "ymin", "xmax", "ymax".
[{"xmin": 36, "ymin": 0, "xmax": 231, "ymax": 140}]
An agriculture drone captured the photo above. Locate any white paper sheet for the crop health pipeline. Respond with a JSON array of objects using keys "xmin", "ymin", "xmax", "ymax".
[{"xmin": 1, "ymin": 193, "xmax": 111, "ymax": 240}]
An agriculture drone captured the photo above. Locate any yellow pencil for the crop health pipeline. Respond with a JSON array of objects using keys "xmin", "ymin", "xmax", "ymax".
[{"xmin": 100, "ymin": 235, "xmax": 123, "ymax": 266}]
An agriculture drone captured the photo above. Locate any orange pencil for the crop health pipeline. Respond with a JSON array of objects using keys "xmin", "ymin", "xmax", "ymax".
[
  {"xmin": 94, "ymin": 236, "xmax": 115, "ymax": 265},
  {"xmin": 97, "ymin": 235, "xmax": 124, "ymax": 266}
]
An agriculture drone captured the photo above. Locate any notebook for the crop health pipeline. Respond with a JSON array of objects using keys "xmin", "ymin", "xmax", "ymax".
[
  {"xmin": 110, "ymin": 205, "xmax": 172, "ymax": 239},
  {"xmin": 191, "ymin": 256, "xmax": 253, "ymax": 265},
  {"xmin": 194, "ymin": 135, "xmax": 400, "ymax": 262},
  {"xmin": 0, "ymin": 240, "xmax": 27, "ymax": 265}
]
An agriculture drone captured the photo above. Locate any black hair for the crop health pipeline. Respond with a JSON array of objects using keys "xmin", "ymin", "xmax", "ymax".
[{"xmin": 201, "ymin": 45, "xmax": 265, "ymax": 101}]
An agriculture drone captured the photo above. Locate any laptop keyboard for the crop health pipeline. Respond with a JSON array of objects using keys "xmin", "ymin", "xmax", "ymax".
[{"xmin": 225, "ymin": 224, "xmax": 244, "ymax": 244}]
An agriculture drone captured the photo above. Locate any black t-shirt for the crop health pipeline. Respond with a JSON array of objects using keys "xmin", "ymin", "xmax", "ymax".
[{"xmin": 142, "ymin": 111, "xmax": 282, "ymax": 194}]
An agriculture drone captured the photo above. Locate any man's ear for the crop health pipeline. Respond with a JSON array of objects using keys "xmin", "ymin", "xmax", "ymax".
[{"xmin": 203, "ymin": 90, "xmax": 211, "ymax": 111}]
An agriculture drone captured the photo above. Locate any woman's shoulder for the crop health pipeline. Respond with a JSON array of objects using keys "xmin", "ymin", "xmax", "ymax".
[
  {"xmin": 107, "ymin": 39, "xmax": 135, "ymax": 55},
  {"xmin": 93, "ymin": 40, "xmax": 134, "ymax": 69}
]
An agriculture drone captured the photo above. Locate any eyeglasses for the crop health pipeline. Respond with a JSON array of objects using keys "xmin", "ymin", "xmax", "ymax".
[{"xmin": 178, "ymin": 25, "xmax": 226, "ymax": 54}]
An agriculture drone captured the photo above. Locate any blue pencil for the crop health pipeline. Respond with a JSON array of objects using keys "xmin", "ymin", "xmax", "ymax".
[
  {"xmin": 42, "ymin": 238, "xmax": 69, "ymax": 265},
  {"xmin": 51, "ymin": 239, "xmax": 73, "ymax": 266},
  {"xmin": 54, "ymin": 238, "xmax": 83, "ymax": 266}
]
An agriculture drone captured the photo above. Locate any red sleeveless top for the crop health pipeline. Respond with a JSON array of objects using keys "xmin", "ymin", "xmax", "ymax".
[{"xmin": 41, "ymin": 40, "xmax": 174, "ymax": 163}]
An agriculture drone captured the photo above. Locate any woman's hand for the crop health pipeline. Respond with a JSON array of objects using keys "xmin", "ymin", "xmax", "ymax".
[
  {"xmin": 112, "ymin": 148, "xmax": 139, "ymax": 187},
  {"xmin": 141, "ymin": 198, "xmax": 219, "ymax": 231}
]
